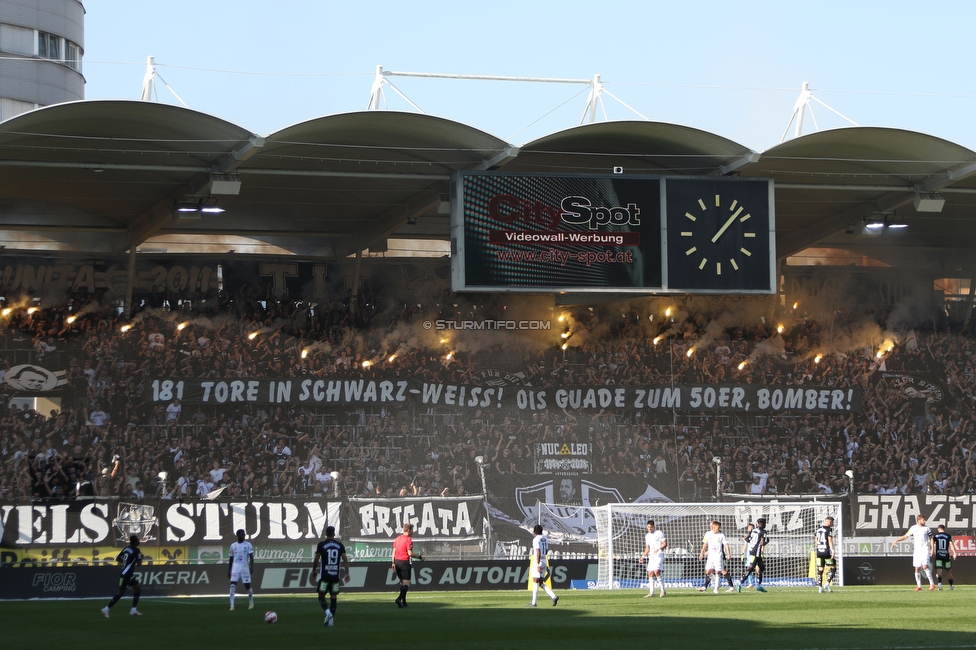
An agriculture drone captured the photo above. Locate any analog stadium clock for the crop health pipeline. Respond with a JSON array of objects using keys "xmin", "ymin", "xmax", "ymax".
[{"xmin": 665, "ymin": 178, "xmax": 774, "ymax": 292}]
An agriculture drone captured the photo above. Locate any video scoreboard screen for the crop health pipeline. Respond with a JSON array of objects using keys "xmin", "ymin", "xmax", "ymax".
[{"xmin": 451, "ymin": 172, "xmax": 775, "ymax": 294}]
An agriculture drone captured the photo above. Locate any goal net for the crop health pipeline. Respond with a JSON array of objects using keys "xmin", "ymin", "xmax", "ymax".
[{"xmin": 593, "ymin": 501, "xmax": 843, "ymax": 589}]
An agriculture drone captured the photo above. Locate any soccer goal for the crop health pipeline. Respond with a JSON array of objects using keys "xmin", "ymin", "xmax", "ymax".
[{"xmin": 593, "ymin": 501, "xmax": 844, "ymax": 589}]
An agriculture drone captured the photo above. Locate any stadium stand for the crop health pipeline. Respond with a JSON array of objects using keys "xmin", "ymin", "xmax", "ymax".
[{"xmin": 2, "ymin": 291, "xmax": 972, "ymax": 504}]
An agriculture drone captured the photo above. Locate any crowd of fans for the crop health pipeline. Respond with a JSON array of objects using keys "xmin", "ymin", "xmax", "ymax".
[{"xmin": 1, "ymin": 286, "xmax": 974, "ymax": 506}]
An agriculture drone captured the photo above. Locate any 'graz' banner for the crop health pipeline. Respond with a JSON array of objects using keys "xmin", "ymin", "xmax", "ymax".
[
  {"xmin": 0, "ymin": 498, "xmax": 340, "ymax": 548},
  {"xmin": 147, "ymin": 377, "xmax": 861, "ymax": 414},
  {"xmin": 346, "ymin": 496, "xmax": 486, "ymax": 543},
  {"xmin": 855, "ymin": 494, "xmax": 976, "ymax": 533}
]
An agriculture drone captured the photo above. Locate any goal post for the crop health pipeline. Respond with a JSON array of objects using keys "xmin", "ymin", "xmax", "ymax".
[{"xmin": 593, "ymin": 501, "xmax": 844, "ymax": 589}]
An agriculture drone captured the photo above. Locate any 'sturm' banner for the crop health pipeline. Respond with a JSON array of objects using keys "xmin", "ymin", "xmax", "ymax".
[{"xmin": 0, "ymin": 499, "xmax": 340, "ymax": 548}]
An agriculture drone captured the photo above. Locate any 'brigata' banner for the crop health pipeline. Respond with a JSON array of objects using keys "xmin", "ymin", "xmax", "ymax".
[
  {"xmin": 346, "ymin": 496, "xmax": 486, "ymax": 543},
  {"xmin": 147, "ymin": 377, "xmax": 861, "ymax": 414},
  {"xmin": 854, "ymin": 494, "xmax": 976, "ymax": 534},
  {"xmin": 0, "ymin": 498, "xmax": 340, "ymax": 549}
]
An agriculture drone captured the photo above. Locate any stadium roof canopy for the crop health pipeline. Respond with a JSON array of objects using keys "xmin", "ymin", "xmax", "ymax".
[{"xmin": 2, "ymin": 99, "xmax": 976, "ymax": 277}]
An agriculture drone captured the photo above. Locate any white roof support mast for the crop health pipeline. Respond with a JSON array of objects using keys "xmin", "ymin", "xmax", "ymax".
[
  {"xmin": 581, "ymin": 73, "xmax": 604, "ymax": 124},
  {"xmin": 138, "ymin": 55, "xmax": 190, "ymax": 107},
  {"xmin": 139, "ymin": 56, "xmax": 155, "ymax": 101},
  {"xmin": 781, "ymin": 81, "xmax": 859, "ymax": 142}
]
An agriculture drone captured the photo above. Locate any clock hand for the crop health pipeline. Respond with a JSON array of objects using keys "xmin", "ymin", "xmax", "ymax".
[{"xmin": 711, "ymin": 207, "xmax": 744, "ymax": 243}]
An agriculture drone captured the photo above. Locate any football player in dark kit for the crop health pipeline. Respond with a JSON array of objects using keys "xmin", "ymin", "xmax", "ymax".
[
  {"xmin": 312, "ymin": 525, "xmax": 350, "ymax": 626},
  {"xmin": 101, "ymin": 535, "xmax": 143, "ymax": 617},
  {"xmin": 814, "ymin": 516, "xmax": 836, "ymax": 593},
  {"xmin": 932, "ymin": 524, "xmax": 958, "ymax": 590},
  {"xmin": 737, "ymin": 518, "xmax": 768, "ymax": 592}
]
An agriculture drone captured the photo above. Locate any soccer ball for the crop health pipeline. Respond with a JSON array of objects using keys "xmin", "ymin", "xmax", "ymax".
[{"xmin": 264, "ymin": 611, "xmax": 278, "ymax": 624}]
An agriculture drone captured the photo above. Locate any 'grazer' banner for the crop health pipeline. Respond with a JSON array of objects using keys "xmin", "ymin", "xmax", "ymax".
[
  {"xmin": 0, "ymin": 498, "xmax": 340, "ymax": 549},
  {"xmin": 346, "ymin": 496, "xmax": 486, "ymax": 543},
  {"xmin": 854, "ymin": 494, "xmax": 976, "ymax": 534},
  {"xmin": 147, "ymin": 377, "xmax": 861, "ymax": 414}
]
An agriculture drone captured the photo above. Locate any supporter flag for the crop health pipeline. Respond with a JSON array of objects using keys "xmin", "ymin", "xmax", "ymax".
[
  {"xmin": 203, "ymin": 487, "xmax": 227, "ymax": 501},
  {"xmin": 905, "ymin": 329, "xmax": 918, "ymax": 350}
]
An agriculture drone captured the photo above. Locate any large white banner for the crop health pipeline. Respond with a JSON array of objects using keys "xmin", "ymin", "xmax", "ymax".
[{"xmin": 0, "ymin": 498, "xmax": 341, "ymax": 548}]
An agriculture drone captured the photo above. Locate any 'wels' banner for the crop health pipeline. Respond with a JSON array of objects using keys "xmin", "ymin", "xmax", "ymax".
[
  {"xmin": 0, "ymin": 499, "xmax": 341, "ymax": 548},
  {"xmin": 148, "ymin": 377, "xmax": 861, "ymax": 414},
  {"xmin": 347, "ymin": 496, "xmax": 486, "ymax": 543}
]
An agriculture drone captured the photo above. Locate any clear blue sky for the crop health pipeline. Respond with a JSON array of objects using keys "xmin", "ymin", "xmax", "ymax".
[{"xmin": 82, "ymin": 0, "xmax": 976, "ymax": 151}]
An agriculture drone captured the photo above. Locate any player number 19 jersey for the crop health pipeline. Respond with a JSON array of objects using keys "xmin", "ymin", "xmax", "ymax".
[{"xmin": 316, "ymin": 539, "xmax": 346, "ymax": 581}]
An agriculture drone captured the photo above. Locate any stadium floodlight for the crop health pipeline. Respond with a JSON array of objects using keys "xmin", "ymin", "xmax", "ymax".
[
  {"xmin": 175, "ymin": 198, "xmax": 225, "ymax": 216},
  {"xmin": 863, "ymin": 213, "xmax": 907, "ymax": 231}
]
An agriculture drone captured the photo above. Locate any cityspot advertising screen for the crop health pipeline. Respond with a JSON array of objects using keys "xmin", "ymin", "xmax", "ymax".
[
  {"xmin": 451, "ymin": 172, "xmax": 774, "ymax": 294},
  {"xmin": 452, "ymin": 172, "xmax": 663, "ymax": 293}
]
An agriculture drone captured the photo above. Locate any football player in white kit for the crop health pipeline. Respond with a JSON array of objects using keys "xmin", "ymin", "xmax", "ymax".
[
  {"xmin": 639, "ymin": 520, "xmax": 667, "ymax": 598},
  {"xmin": 891, "ymin": 514, "xmax": 935, "ymax": 591},
  {"xmin": 699, "ymin": 520, "xmax": 734, "ymax": 594},
  {"xmin": 529, "ymin": 524, "xmax": 559, "ymax": 607},
  {"xmin": 228, "ymin": 529, "xmax": 255, "ymax": 610}
]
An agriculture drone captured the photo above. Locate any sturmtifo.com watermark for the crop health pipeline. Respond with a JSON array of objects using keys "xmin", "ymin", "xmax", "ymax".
[{"xmin": 424, "ymin": 320, "xmax": 552, "ymax": 330}]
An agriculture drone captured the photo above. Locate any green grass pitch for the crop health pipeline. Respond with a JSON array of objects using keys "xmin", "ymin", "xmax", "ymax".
[{"xmin": 2, "ymin": 587, "xmax": 974, "ymax": 650}]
